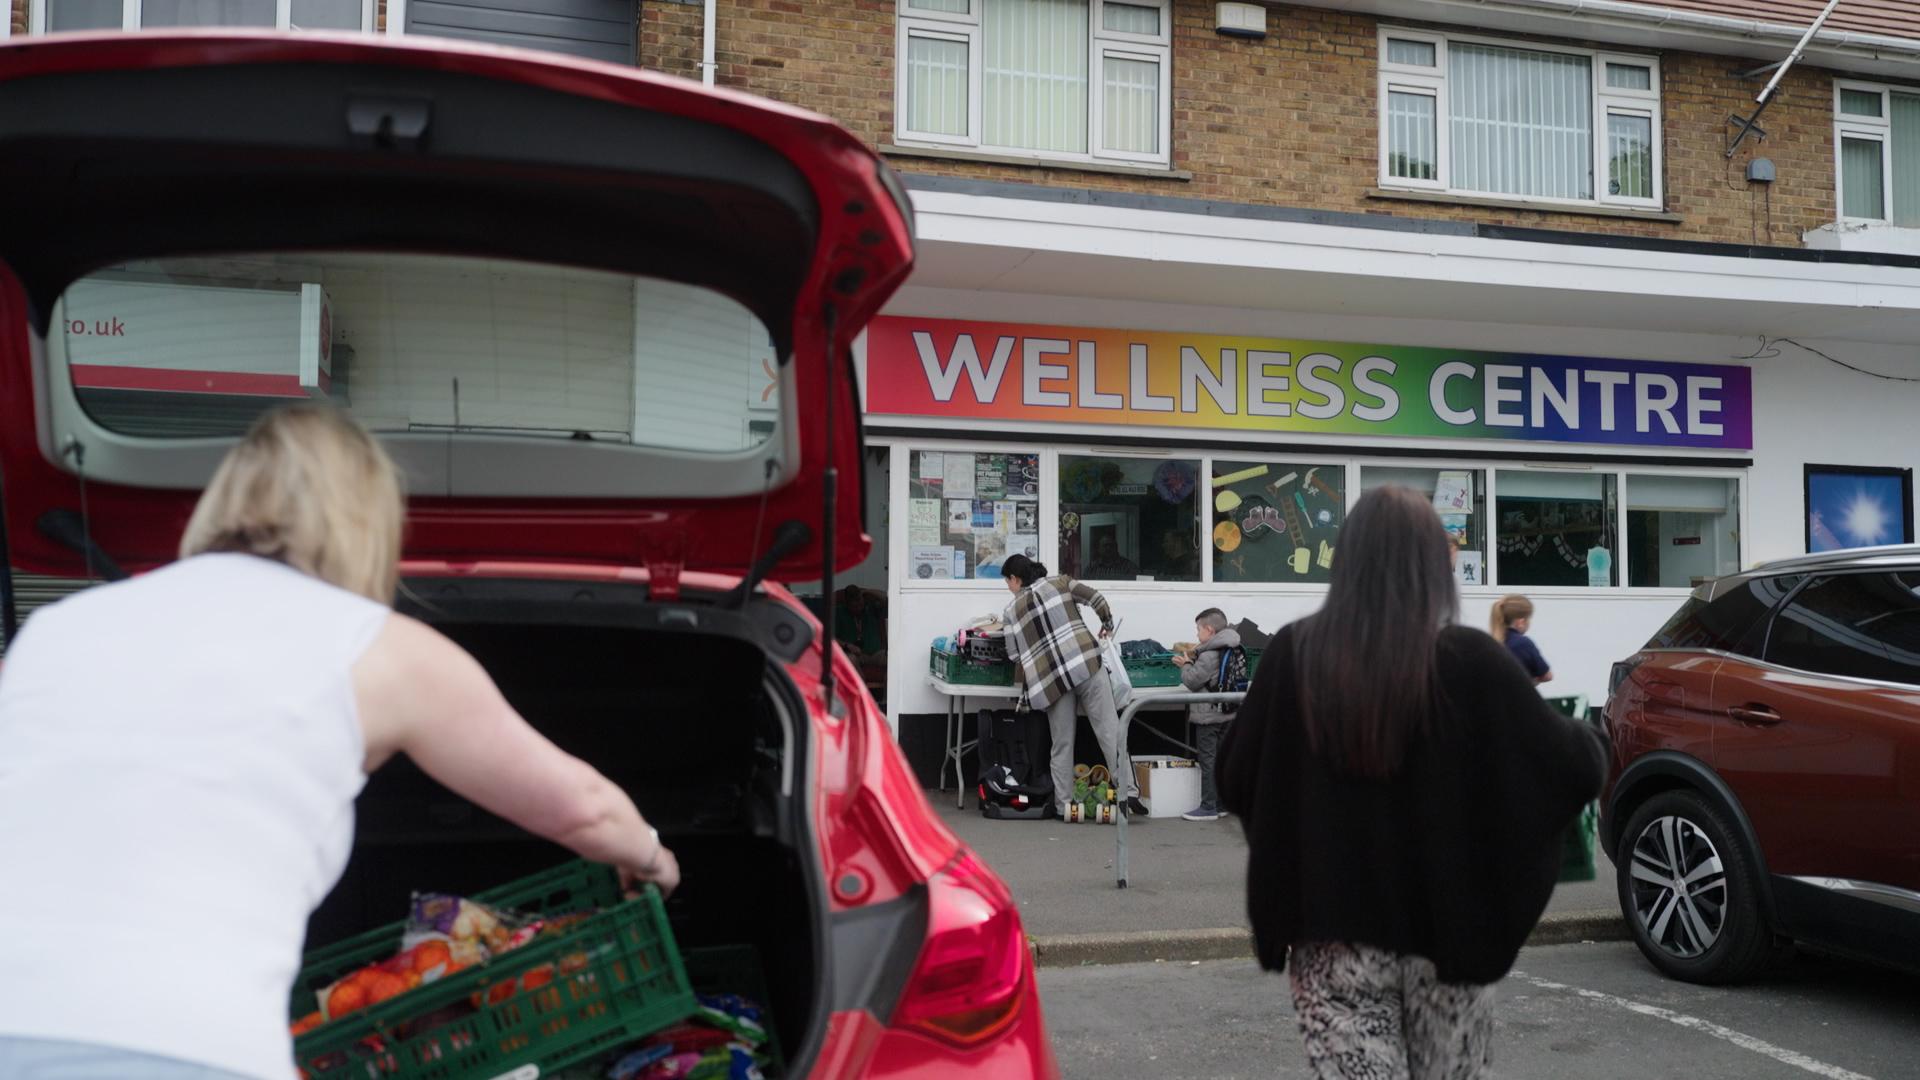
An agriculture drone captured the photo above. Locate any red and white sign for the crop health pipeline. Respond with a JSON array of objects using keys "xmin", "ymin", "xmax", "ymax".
[{"xmin": 62, "ymin": 277, "xmax": 332, "ymax": 398}]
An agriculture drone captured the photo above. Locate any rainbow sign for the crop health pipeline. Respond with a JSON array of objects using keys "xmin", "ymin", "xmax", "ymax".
[{"xmin": 866, "ymin": 316, "xmax": 1752, "ymax": 451}]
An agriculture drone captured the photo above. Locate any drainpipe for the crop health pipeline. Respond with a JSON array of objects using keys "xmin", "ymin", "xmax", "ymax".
[{"xmin": 700, "ymin": 0, "xmax": 716, "ymax": 86}]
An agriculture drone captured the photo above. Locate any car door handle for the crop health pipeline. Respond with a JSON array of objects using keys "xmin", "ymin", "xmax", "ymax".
[{"xmin": 1728, "ymin": 704, "xmax": 1783, "ymax": 725}]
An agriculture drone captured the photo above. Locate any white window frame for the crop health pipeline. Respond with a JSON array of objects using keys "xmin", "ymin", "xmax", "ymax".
[
  {"xmin": 1833, "ymin": 79, "xmax": 1908, "ymax": 225},
  {"xmin": 895, "ymin": 20, "xmax": 982, "ymax": 149},
  {"xmin": 1488, "ymin": 463, "xmax": 1747, "ymax": 594},
  {"xmin": 1377, "ymin": 27, "xmax": 1664, "ymax": 212},
  {"xmin": 893, "ymin": 440, "xmax": 1050, "ymax": 591},
  {"xmin": 28, "ymin": 0, "xmax": 377, "ymax": 33},
  {"xmin": 894, "ymin": 0, "xmax": 1173, "ymax": 169}
]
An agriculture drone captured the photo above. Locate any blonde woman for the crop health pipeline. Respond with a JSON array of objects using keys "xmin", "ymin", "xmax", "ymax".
[
  {"xmin": 0, "ymin": 405, "xmax": 677, "ymax": 1080},
  {"xmin": 1490, "ymin": 594, "xmax": 1553, "ymax": 685}
]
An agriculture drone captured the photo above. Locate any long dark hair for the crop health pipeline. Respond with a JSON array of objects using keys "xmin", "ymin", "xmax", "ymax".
[{"xmin": 1292, "ymin": 485, "xmax": 1459, "ymax": 778}]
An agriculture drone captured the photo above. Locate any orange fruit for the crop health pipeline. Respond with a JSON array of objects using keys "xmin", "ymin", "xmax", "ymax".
[
  {"xmin": 487, "ymin": 980, "xmax": 517, "ymax": 1005},
  {"xmin": 327, "ymin": 982, "xmax": 368, "ymax": 1019},
  {"xmin": 412, "ymin": 940, "xmax": 452, "ymax": 973},
  {"xmin": 290, "ymin": 1011, "xmax": 323, "ymax": 1037},
  {"xmin": 520, "ymin": 965, "xmax": 553, "ymax": 991},
  {"xmin": 403, "ymin": 971, "xmax": 422, "ymax": 990},
  {"xmin": 364, "ymin": 972, "xmax": 409, "ymax": 1006}
]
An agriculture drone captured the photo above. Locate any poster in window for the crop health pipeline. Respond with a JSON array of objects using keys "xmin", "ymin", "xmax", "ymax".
[
  {"xmin": 1006, "ymin": 456, "xmax": 1039, "ymax": 498},
  {"xmin": 910, "ymin": 546, "xmax": 956, "ymax": 580},
  {"xmin": 946, "ymin": 499, "xmax": 972, "ymax": 538},
  {"xmin": 975, "ymin": 455, "xmax": 1006, "ymax": 499},
  {"xmin": 908, "ymin": 498, "xmax": 941, "ymax": 546},
  {"xmin": 1433, "ymin": 471, "xmax": 1473, "ymax": 513},
  {"xmin": 1805, "ymin": 465, "xmax": 1914, "ymax": 553},
  {"xmin": 917, "ymin": 452, "xmax": 944, "ymax": 481},
  {"xmin": 944, "ymin": 454, "xmax": 976, "ymax": 498}
]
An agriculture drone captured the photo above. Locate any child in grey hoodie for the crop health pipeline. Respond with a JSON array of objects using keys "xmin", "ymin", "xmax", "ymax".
[{"xmin": 1174, "ymin": 607, "xmax": 1246, "ymax": 821}]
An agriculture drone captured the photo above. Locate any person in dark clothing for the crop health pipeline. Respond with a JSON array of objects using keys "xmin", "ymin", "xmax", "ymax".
[
  {"xmin": 1490, "ymin": 593, "xmax": 1552, "ymax": 684},
  {"xmin": 1218, "ymin": 486, "xmax": 1604, "ymax": 1080}
]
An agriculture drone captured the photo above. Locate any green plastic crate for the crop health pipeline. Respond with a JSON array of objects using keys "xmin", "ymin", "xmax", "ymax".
[
  {"xmin": 544, "ymin": 944, "xmax": 787, "ymax": 1080},
  {"xmin": 685, "ymin": 944, "xmax": 786, "ymax": 1074},
  {"xmin": 1123, "ymin": 653, "xmax": 1182, "ymax": 688},
  {"xmin": 290, "ymin": 860, "xmax": 695, "ymax": 1080},
  {"xmin": 1559, "ymin": 803, "xmax": 1598, "ymax": 883},
  {"xmin": 929, "ymin": 646, "xmax": 1015, "ymax": 687}
]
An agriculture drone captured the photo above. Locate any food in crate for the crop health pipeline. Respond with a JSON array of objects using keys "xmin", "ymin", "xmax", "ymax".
[{"xmin": 548, "ymin": 990, "xmax": 776, "ymax": 1080}]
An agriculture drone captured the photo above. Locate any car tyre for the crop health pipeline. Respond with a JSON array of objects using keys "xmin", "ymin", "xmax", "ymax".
[{"xmin": 1617, "ymin": 789, "xmax": 1776, "ymax": 984}]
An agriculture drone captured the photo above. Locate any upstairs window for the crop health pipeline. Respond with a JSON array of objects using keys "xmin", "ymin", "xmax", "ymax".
[
  {"xmin": 31, "ymin": 0, "xmax": 372, "ymax": 32},
  {"xmin": 1378, "ymin": 29, "xmax": 1661, "ymax": 210},
  {"xmin": 1835, "ymin": 81, "xmax": 1920, "ymax": 225},
  {"xmin": 896, "ymin": 0, "xmax": 1172, "ymax": 168}
]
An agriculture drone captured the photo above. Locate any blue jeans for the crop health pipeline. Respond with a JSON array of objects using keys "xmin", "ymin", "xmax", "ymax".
[{"xmin": 0, "ymin": 1037, "xmax": 253, "ymax": 1079}]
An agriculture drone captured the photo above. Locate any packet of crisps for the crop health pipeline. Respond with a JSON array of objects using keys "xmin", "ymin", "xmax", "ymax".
[{"xmin": 404, "ymin": 893, "xmax": 533, "ymax": 961}]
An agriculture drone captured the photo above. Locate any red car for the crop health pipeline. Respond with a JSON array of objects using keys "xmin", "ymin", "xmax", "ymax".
[
  {"xmin": 0, "ymin": 32, "xmax": 1056, "ymax": 1078},
  {"xmin": 1603, "ymin": 547, "xmax": 1920, "ymax": 984}
]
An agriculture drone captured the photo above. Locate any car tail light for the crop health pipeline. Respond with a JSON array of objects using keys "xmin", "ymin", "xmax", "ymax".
[{"xmin": 891, "ymin": 849, "xmax": 1028, "ymax": 1048}]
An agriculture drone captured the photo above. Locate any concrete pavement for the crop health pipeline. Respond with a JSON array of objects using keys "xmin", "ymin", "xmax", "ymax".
[
  {"xmin": 936, "ymin": 796, "xmax": 1627, "ymax": 963},
  {"xmin": 1040, "ymin": 943, "xmax": 1920, "ymax": 1079}
]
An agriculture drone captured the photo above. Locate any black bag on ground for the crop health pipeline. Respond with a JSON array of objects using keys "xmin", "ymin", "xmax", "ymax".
[{"xmin": 976, "ymin": 707, "xmax": 1054, "ymax": 820}]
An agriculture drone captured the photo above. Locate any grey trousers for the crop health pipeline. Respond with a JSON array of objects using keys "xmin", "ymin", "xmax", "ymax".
[
  {"xmin": 1045, "ymin": 672, "xmax": 1134, "ymax": 814},
  {"xmin": 1193, "ymin": 719, "xmax": 1228, "ymax": 810}
]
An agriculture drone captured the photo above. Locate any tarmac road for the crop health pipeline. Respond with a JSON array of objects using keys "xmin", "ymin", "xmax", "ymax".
[{"xmin": 1039, "ymin": 942, "xmax": 1920, "ymax": 1080}]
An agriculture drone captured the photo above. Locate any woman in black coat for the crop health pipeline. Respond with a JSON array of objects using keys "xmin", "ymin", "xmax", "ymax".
[{"xmin": 1219, "ymin": 485, "xmax": 1604, "ymax": 1079}]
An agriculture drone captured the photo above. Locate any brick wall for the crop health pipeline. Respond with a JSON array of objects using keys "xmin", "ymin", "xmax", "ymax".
[{"xmin": 639, "ymin": 0, "xmax": 1844, "ymax": 246}]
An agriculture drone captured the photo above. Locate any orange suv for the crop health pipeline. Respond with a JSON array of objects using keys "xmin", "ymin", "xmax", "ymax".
[{"xmin": 1603, "ymin": 547, "xmax": 1920, "ymax": 984}]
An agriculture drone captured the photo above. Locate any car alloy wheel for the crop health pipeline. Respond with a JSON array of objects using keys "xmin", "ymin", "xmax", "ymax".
[{"xmin": 1627, "ymin": 813, "xmax": 1727, "ymax": 959}]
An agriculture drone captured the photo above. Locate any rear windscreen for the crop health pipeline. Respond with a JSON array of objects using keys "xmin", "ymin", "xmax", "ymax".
[{"xmin": 56, "ymin": 252, "xmax": 779, "ymax": 455}]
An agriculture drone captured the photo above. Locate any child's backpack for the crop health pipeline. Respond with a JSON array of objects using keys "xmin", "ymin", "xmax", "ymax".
[
  {"xmin": 1217, "ymin": 646, "xmax": 1251, "ymax": 715},
  {"xmin": 975, "ymin": 708, "xmax": 1054, "ymax": 820}
]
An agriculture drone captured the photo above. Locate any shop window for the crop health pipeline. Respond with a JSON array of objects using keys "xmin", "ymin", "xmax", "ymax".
[
  {"xmin": 895, "ymin": 0, "xmax": 1173, "ymax": 168},
  {"xmin": 907, "ymin": 449, "xmax": 1040, "ymax": 580},
  {"xmin": 1363, "ymin": 466, "xmax": 1485, "ymax": 588},
  {"xmin": 1212, "ymin": 460, "xmax": 1345, "ymax": 584},
  {"xmin": 1378, "ymin": 28, "xmax": 1661, "ymax": 210},
  {"xmin": 1495, "ymin": 471, "xmax": 1617, "ymax": 587},
  {"xmin": 1626, "ymin": 475, "xmax": 1740, "ymax": 589},
  {"xmin": 1834, "ymin": 81, "xmax": 1920, "ymax": 224},
  {"xmin": 33, "ymin": 0, "xmax": 371, "ymax": 32},
  {"xmin": 1059, "ymin": 455, "xmax": 1199, "ymax": 581}
]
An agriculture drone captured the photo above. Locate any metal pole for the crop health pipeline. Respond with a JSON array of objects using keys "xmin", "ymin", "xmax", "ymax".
[
  {"xmin": 1755, "ymin": 0, "xmax": 1841, "ymax": 109},
  {"xmin": 1113, "ymin": 690, "xmax": 1247, "ymax": 888},
  {"xmin": 1727, "ymin": 0, "xmax": 1841, "ymax": 157}
]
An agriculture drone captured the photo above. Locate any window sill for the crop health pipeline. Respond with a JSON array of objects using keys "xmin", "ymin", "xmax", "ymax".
[
  {"xmin": 881, "ymin": 143, "xmax": 1192, "ymax": 181},
  {"xmin": 1367, "ymin": 187, "xmax": 1684, "ymax": 223}
]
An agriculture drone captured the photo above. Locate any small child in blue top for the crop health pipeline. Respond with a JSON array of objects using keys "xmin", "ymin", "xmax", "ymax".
[{"xmin": 1491, "ymin": 594, "xmax": 1553, "ymax": 685}]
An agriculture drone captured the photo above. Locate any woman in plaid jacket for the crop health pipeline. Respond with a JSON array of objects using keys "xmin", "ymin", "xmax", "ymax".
[{"xmin": 999, "ymin": 554, "xmax": 1147, "ymax": 820}]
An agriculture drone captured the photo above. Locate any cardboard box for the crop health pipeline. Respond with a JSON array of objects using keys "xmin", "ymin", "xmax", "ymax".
[{"xmin": 1131, "ymin": 755, "xmax": 1202, "ymax": 818}]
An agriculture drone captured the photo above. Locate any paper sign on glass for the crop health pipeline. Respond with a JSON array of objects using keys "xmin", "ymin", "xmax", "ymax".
[{"xmin": 944, "ymin": 454, "xmax": 976, "ymax": 498}]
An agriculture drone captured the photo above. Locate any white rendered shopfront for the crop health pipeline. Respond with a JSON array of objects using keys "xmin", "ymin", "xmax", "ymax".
[{"xmin": 862, "ymin": 186, "xmax": 1920, "ymax": 750}]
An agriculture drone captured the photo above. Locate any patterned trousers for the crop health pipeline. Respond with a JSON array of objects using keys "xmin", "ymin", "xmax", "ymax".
[{"xmin": 1288, "ymin": 941, "xmax": 1496, "ymax": 1080}]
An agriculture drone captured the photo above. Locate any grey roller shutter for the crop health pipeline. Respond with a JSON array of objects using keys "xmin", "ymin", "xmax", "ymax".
[{"xmin": 404, "ymin": 0, "xmax": 636, "ymax": 65}]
